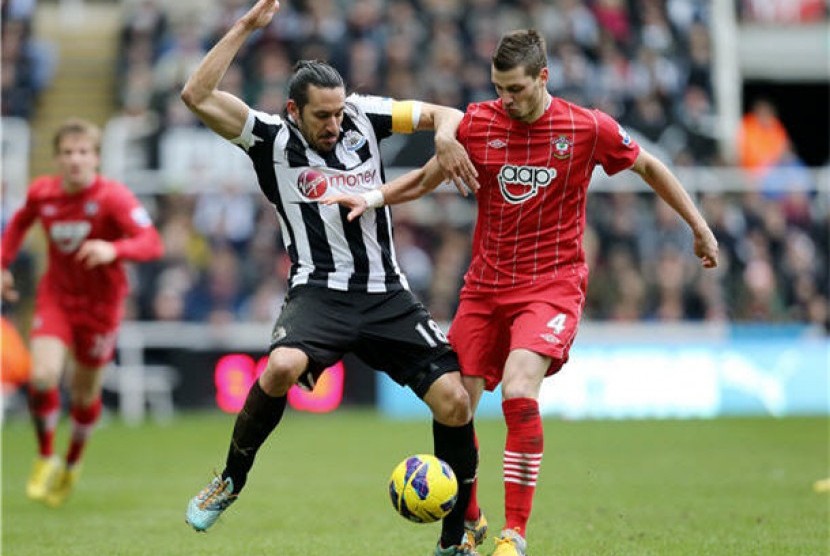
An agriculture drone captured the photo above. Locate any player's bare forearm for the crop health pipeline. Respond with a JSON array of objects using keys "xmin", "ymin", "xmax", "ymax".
[
  {"xmin": 631, "ymin": 149, "xmax": 719, "ymax": 268},
  {"xmin": 384, "ymin": 161, "xmax": 445, "ymax": 204},
  {"xmin": 181, "ymin": 0, "xmax": 280, "ymax": 138},
  {"xmin": 323, "ymin": 160, "xmax": 445, "ymax": 222},
  {"xmin": 375, "ymin": 158, "xmax": 451, "ymax": 207},
  {"xmin": 417, "ymin": 104, "xmax": 479, "ymax": 193}
]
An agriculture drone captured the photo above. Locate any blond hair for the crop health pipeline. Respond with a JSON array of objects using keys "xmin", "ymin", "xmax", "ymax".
[{"xmin": 52, "ymin": 118, "xmax": 102, "ymax": 155}]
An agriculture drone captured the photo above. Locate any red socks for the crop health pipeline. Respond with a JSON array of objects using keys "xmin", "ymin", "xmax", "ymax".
[
  {"xmin": 28, "ymin": 387, "xmax": 60, "ymax": 458},
  {"xmin": 502, "ymin": 398, "xmax": 544, "ymax": 537},
  {"xmin": 29, "ymin": 386, "xmax": 102, "ymax": 466},
  {"xmin": 67, "ymin": 398, "xmax": 102, "ymax": 466}
]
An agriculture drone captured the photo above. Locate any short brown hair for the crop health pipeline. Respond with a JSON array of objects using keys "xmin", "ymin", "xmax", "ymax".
[
  {"xmin": 492, "ymin": 30, "xmax": 547, "ymax": 77},
  {"xmin": 52, "ymin": 118, "xmax": 102, "ymax": 155}
]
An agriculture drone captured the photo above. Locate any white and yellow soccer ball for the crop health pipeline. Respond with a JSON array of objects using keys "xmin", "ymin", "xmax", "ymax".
[{"xmin": 388, "ymin": 454, "xmax": 458, "ymax": 523}]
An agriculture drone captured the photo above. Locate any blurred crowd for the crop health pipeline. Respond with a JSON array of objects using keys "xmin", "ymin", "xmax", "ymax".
[
  {"xmin": 1, "ymin": 0, "xmax": 55, "ymax": 119},
  {"xmin": 114, "ymin": 0, "xmax": 724, "ymax": 167},
  {"xmin": 2, "ymin": 0, "xmax": 828, "ymax": 330},
  {"xmin": 737, "ymin": 0, "xmax": 827, "ymax": 23}
]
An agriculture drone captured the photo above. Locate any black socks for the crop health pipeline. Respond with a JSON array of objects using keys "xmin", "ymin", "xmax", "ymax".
[
  {"xmin": 222, "ymin": 380, "xmax": 287, "ymax": 494},
  {"xmin": 433, "ymin": 419, "xmax": 477, "ymax": 547}
]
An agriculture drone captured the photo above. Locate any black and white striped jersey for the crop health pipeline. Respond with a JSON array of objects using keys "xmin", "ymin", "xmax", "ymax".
[{"xmin": 230, "ymin": 94, "xmax": 422, "ymax": 293}]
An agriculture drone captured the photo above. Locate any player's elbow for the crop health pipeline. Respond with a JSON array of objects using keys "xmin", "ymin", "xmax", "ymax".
[
  {"xmin": 180, "ymin": 86, "xmax": 197, "ymax": 111},
  {"xmin": 152, "ymin": 240, "xmax": 165, "ymax": 260},
  {"xmin": 145, "ymin": 232, "xmax": 165, "ymax": 261},
  {"xmin": 180, "ymin": 83, "xmax": 206, "ymax": 112}
]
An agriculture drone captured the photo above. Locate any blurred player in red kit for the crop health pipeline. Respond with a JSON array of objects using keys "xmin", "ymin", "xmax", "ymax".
[
  {"xmin": 1, "ymin": 118, "xmax": 164, "ymax": 507},
  {"xmin": 326, "ymin": 29, "xmax": 719, "ymax": 555}
]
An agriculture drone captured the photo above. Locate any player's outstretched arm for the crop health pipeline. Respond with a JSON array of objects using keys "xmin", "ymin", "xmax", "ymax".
[
  {"xmin": 323, "ymin": 158, "xmax": 446, "ymax": 221},
  {"xmin": 76, "ymin": 222, "xmax": 164, "ymax": 269},
  {"xmin": 181, "ymin": 0, "xmax": 280, "ymax": 139},
  {"xmin": 416, "ymin": 103, "xmax": 479, "ymax": 194},
  {"xmin": 630, "ymin": 149, "xmax": 719, "ymax": 269}
]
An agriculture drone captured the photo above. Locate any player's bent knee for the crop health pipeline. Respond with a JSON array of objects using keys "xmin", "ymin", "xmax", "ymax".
[
  {"xmin": 29, "ymin": 366, "xmax": 62, "ymax": 390},
  {"xmin": 262, "ymin": 348, "xmax": 307, "ymax": 395},
  {"xmin": 500, "ymin": 380, "xmax": 539, "ymax": 401},
  {"xmin": 431, "ymin": 384, "xmax": 472, "ymax": 426}
]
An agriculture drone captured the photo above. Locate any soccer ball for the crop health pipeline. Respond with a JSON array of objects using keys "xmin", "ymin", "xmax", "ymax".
[{"xmin": 388, "ymin": 454, "xmax": 458, "ymax": 523}]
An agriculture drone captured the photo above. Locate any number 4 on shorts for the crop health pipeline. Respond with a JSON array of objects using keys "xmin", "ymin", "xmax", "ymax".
[{"xmin": 547, "ymin": 313, "xmax": 566, "ymax": 334}]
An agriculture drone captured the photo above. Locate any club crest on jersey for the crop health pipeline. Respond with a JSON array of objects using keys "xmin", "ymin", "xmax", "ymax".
[
  {"xmin": 84, "ymin": 201, "xmax": 99, "ymax": 216},
  {"xmin": 296, "ymin": 169, "xmax": 329, "ymax": 200},
  {"xmin": 552, "ymin": 136, "xmax": 573, "ymax": 159},
  {"xmin": 497, "ymin": 164, "xmax": 556, "ymax": 204},
  {"xmin": 342, "ymin": 130, "xmax": 366, "ymax": 151}
]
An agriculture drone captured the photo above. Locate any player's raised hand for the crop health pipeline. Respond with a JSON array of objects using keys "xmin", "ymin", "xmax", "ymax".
[
  {"xmin": 693, "ymin": 226, "xmax": 719, "ymax": 269},
  {"xmin": 242, "ymin": 0, "xmax": 281, "ymax": 30},
  {"xmin": 434, "ymin": 136, "xmax": 479, "ymax": 196},
  {"xmin": 321, "ymin": 194, "xmax": 368, "ymax": 222},
  {"xmin": 76, "ymin": 239, "xmax": 118, "ymax": 268},
  {"xmin": 2, "ymin": 269, "xmax": 19, "ymax": 302}
]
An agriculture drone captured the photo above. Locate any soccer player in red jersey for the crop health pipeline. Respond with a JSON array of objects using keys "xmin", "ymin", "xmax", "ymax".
[
  {"xmin": 325, "ymin": 30, "xmax": 719, "ymax": 556},
  {"xmin": 1, "ymin": 118, "xmax": 164, "ymax": 507}
]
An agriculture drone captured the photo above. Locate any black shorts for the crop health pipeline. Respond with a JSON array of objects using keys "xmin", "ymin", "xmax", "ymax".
[{"xmin": 269, "ymin": 286, "xmax": 460, "ymax": 398}]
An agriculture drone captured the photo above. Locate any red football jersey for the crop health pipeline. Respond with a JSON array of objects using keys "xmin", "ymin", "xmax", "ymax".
[
  {"xmin": 457, "ymin": 97, "xmax": 640, "ymax": 292},
  {"xmin": 1, "ymin": 175, "xmax": 163, "ymax": 302}
]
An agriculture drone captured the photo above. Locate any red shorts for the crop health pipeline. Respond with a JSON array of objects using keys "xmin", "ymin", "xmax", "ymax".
[
  {"xmin": 32, "ymin": 288, "xmax": 123, "ymax": 368},
  {"xmin": 448, "ymin": 276, "xmax": 587, "ymax": 391}
]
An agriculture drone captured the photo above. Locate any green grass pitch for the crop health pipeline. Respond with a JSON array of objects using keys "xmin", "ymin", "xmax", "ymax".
[{"xmin": 2, "ymin": 410, "xmax": 827, "ymax": 555}]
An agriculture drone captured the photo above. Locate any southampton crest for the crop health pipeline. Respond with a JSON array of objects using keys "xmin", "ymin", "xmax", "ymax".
[{"xmin": 552, "ymin": 135, "xmax": 573, "ymax": 159}]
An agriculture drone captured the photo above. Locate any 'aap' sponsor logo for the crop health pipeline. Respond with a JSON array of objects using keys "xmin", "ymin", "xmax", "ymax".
[{"xmin": 497, "ymin": 164, "xmax": 556, "ymax": 204}]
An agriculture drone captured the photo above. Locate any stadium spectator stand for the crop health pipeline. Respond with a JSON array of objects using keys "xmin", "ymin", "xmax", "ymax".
[{"xmin": 2, "ymin": 0, "xmax": 827, "ymax": 334}]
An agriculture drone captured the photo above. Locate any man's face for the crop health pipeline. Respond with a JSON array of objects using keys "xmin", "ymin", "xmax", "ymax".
[
  {"xmin": 290, "ymin": 85, "xmax": 346, "ymax": 153},
  {"xmin": 491, "ymin": 65, "xmax": 549, "ymax": 123},
  {"xmin": 55, "ymin": 133, "xmax": 99, "ymax": 189}
]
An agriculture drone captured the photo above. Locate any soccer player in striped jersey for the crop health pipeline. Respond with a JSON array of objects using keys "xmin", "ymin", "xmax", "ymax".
[
  {"xmin": 181, "ymin": 1, "xmax": 482, "ymax": 554},
  {"xmin": 326, "ymin": 29, "xmax": 719, "ymax": 556}
]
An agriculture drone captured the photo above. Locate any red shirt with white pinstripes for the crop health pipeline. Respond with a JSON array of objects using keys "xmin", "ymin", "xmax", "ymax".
[{"xmin": 456, "ymin": 97, "xmax": 640, "ymax": 293}]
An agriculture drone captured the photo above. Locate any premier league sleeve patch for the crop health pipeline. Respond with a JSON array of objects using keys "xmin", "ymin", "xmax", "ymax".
[
  {"xmin": 617, "ymin": 124, "xmax": 633, "ymax": 147},
  {"xmin": 131, "ymin": 206, "xmax": 153, "ymax": 227}
]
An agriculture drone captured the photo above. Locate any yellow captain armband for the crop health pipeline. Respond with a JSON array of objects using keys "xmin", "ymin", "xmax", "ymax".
[{"xmin": 391, "ymin": 100, "xmax": 421, "ymax": 134}]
